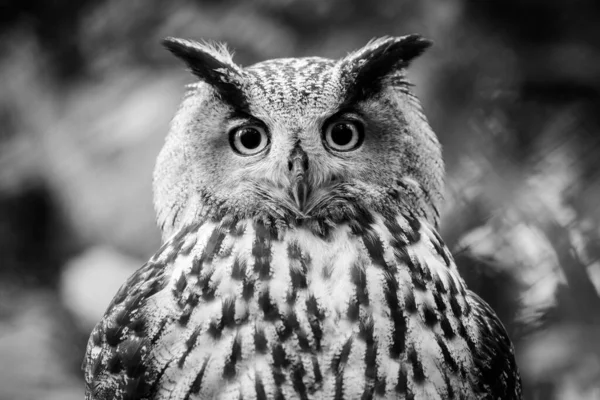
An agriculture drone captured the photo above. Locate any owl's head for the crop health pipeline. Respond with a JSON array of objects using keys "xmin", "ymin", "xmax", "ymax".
[{"xmin": 155, "ymin": 35, "xmax": 443, "ymax": 240}]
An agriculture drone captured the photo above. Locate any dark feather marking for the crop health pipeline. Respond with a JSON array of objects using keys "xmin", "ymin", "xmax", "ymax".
[
  {"xmin": 433, "ymin": 275, "xmax": 447, "ymax": 294},
  {"xmin": 199, "ymin": 268, "xmax": 217, "ymax": 301},
  {"xmin": 231, "ymin": 257, "xmax": 246, "ymax": 280},
  {"xmin": 458, "ymin": 321, "xmax": 469, "ymax": 344},
  {"xmin": 145, "ymin": 276, "xmax": 166, "ymax": 299},
  {"xmin": 190, "ymin": 256, "xmax": 203, "ymax": 276},
  {"xmin": 361, "ymin": 319, "xmax": 377, "ymax": 381},
  {"xmin": 178, "ymin": 306, "xmax": 193, "ymax": 326},
  {"xmin": 374, "ymin": 376, "xmax": 386, "ymax": 395},
  {"xmin": 272, "ymin": 344, "xmax": 290, "ymax": 368},
  {"xmin": 254, "ymin": 326, "xmax": 268, "ymax": 354},
  {"xmin": 404, "ymin": 290, "xmax": 417, "ymax": 314},
  {"xmin": 411, "ymin": 272, "xmax": 427, "ymax": 291},
  {"xmin": 255, "ymin": 372, "xmax": 268, "ymax": 400},
  {"xmin": 384, "ymin": 217, "xmax": 405, "ymax": 239},
  {"xmin": 431, "ymin": 234, "xmax": 451, "ymax": 267},
  {"xmin": 394, "ymin": 245, "xmax": 412, "ymax": 266},
  {"xmin": 292, "ymin": 361, "xmax": 309, "ymax": 400},
  {"xmin": 331, "ymin": 337, "xmax": 353, "ymax": 374},
  {"xmin": 396, "ymin": 365, "xmax": 408, "ymax": 394},
  {"xmin": 363, "ymin": 233, "xmax": 388, "ymax": 269},
  {"xmin": 123, "ymin": 374, "xmax": 153, "ymax": 399},
  {"xmin": 444, "ymin": 373, "xmax": 455, "ymax": 399},
  {"xmin": 351, "ymin": 262, "xmax": 369, "ymax": 306},
  {"xmin": 405, "ymin": 213, "xmax": 422, "ymax": 244},
  {"xmin": 306, "ymin": 294, "xmax": 325, "ymax": 320},
  {"xmin": 463, "ymin": 297, "xmax": 472, "ymax": 316},
  {"xmin": 408, "ymin": 347, "xmax": 425, "ymax": 383},
  {"xmin": 253, "ymin": 233, "xmax": 273, "ymax": 281},
  {"xmin": 286, "ymin": 286, "xmax": 298, "ymax": 304},
  {"xmin": 105, "ymin": 320, "xmax": 124, "ymax": 347},
  {"xmin": 114, "ymin": 306, "xmax": 131, "ymax": 327},
  {"xmin": 417, "ymin": 259, "xmax": 432, "ymax": 281},
  {"xmin": 259, "ymin": 289, "xmax": 279, "ymax": 321},
  {"xmin": 178, "ymin": 328, "xmax": 202, "ymax": 368},
  {"xmin": 146, "ymin": 358, "xmax": 174, "ymax": 399},
  {"xmin": 203, "ymin": 227, "xmax": 226, "ymax": 264},
  {"xmin": 436, "ymin": 336, "xmax": 458, "ymax": 372},
  {"xmin": 384, "ymin": 272, "xmax": 406, "ymax": 359},
  {"xmin": 223, "ymin": 334, "xmax": 242, "ymax": 379},
  {"xmin": 423, "ymin": 303, "xmax": 438, "ymax": 327},
  {"xmin": 277, "ymin": 313, "xmax": 295, "ymax": 342},
  {"xmin": 173, "ymin": 272, "xmax": 188, "ymax": 296},
  {"xmin": 242, "ymin": 276, "xmax": 255, "ymax": 300},
  {"xmin": 207, "ymin": 319, "xmax": 222, "ymax": 339},
  {"xmin": 440, "ymin": 315, "xmax": 456, "ymax": 339},
  {"xmin": 433, "ymin": 291, "xmax": 446, "ymax": 312},
  {"xmin": 287, "ymin": 240, "xmax": 302, "ymax": 260},
  {"xmin": 312, "ymin": 356, "xmax": 323, "ymax": 386},
  {"xmin": 361, "ymin": 386, "xmax": 374, "ymax": 400},
  {"xmin": 347, "ymin": 294, "xmax": 359, "ymax": 321},
  {"xmin": 306, "ymin": 295, "xmax": 324, "ymax": 350},
  {"xmin": 150, "ymin": 318, "xmax": 169, "ymax": 344},
  {"xmin": 349, "ymin": 208, "xmax": 374, "ymax": 236},
  {"xmin": 290, "ymin": 258, "xmax": 308, "ymax": 289},
  {"xmin": 449, "ymin": 296, "xmax": 463, "ymax": 318},
  {"xmin": 273, "ymin": 369, "xmax": 286, "ymax": 386},
  {"xmin": 187, "ymin": 357, "xmax": 210, "ymax": 396},
  {"xmin": 220, "ymin": 298, "xmax": 236, "ymax": 328},
  {"xmin": 307, "ymin": 318, "xmax": 323, "ymax": 351},
  {"xmin": 447, "ymin": 275, "xmax": 459, "ymax": 295},
  {"xmin": 334, "ymin": 374, "xmax": 344, "ymax": 400},
  {"xmin": 232, "ymin": 220, "xmax": 246, "ymax": 236},
  {"xmin": 106, "ymin": 348, "xmax": 122, "ymax": 374}
]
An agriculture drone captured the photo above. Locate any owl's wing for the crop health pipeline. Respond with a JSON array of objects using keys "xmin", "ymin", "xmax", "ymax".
[
  {"xmin": 466, "ymin": 290, "xmax": 523, "ymax": 399},
  {"xmin": 82, "ymin": 259, "xmax": 169, "ymax": 400}
]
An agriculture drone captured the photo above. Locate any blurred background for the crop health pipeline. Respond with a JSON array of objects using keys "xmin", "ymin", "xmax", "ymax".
[{"xmin": 1, "ymin": 0, "xmax": 599, "ymax": 399}]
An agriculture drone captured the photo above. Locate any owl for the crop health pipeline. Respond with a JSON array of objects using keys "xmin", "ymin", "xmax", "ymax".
[{"xmin": 83, "ymin": 35, "xmax": 522, "ymax": 399}]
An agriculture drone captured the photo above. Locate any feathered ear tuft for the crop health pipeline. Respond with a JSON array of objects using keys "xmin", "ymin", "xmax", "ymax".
[
  {"xmin": 339, "ymin": 35, "xmax": 432, "ymax": 103},
  {"xmin": 162, "ymin": 37, "xmax": 249, "ymax": 111}
]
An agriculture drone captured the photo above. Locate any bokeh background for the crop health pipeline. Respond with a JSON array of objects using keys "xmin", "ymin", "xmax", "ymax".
[{"xmin": 1, "ymin": 1, "xmax": 600, "ymax": 399}]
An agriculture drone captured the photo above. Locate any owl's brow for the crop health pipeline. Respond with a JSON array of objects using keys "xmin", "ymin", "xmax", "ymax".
[{"xmin": 184, "ymin": 82, "xmax": 251, "ymax": 115}]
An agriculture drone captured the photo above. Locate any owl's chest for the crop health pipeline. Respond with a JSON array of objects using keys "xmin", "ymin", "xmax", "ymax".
[{"xmin": 138, "ymin": 217, "xmax": 476, "ymax": 399}]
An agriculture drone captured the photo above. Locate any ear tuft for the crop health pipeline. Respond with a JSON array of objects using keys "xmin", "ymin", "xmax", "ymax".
[
  {"xmin": 162, "ymin": 37, "xmax": 248, "ymax": 110},
  {"xmin": 340, "ymin": 34, "xmax": 432, "ymax": 103}
]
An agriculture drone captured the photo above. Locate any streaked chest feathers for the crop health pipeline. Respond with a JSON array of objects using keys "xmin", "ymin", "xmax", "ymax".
[{"xmin": 85, "ymin": 212, "xmax": 481, "ymax": 400}]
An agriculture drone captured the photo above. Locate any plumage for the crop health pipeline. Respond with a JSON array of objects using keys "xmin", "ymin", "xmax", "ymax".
[{"xmin": 83, "ymin": 35, "xmax": 522, "ymax": 399}]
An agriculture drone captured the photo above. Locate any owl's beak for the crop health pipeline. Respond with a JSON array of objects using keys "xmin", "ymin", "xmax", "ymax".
[{"xmin": 288, "ymin": 144, "xmax": 309, "ymax": 211}]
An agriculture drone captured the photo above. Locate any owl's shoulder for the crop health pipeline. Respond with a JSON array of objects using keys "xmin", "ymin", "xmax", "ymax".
[{"xmin": 466, "ymin": 290, "xmax": 523, "ymax": 398}]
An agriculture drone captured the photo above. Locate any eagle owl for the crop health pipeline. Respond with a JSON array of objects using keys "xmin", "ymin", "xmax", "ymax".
[{"xmin": 83, "ymin": 35, "xmax": 522, "ymax": 399}]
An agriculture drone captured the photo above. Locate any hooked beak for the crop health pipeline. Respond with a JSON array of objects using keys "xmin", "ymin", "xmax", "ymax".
[{"xmin": 288, "ymin": 144, "xmax": 309, "ymax": 211}]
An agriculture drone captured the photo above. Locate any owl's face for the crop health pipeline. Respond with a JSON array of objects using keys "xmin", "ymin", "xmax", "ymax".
[{"xmin": 154, "ymin": 36, "xmax": 443, "ymax": 239}]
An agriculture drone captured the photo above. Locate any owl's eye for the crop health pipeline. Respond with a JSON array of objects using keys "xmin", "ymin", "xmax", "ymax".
[
  {"xmin": 230, "ymin": 125, "xmax": 269, "ymax": 155},
  {"xmin": 324, "ymin": 120, "xmax": 364, "ymax": 152}
]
